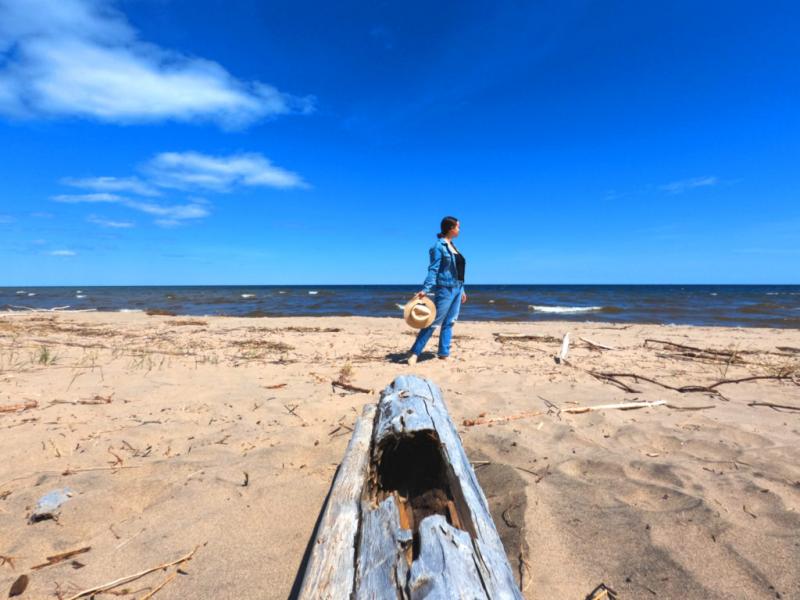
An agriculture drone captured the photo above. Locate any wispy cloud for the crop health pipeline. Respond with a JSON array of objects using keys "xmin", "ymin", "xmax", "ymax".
[
  {"xmin": 144, "ymin": 152, "xmax": 307, "ymax": 191},
  {"xmin": 64, "ymin": 176, "xmax": 160, "ymax": 197},
  {"xmin": 660, "ymin": 176, "xmax": 718, "ymax": 194},
  {"xmin": 53, "ymin": 150, "xmax": 305, "ymax": 227},
  {"xmin": 0, "ymin": 214, "xmax": 15, "ymax": 223},
  {"xmin": 54, "ymin": 192, "xmax": 209, "ymax": 227},
  {"xmin": 0, "ymin": 0, "xmax": 314, "ymax": 127},
  {"xmin": 87, "ymin": 214, "xmax": 134, "ymax": 228},
  {"xmin": 49, "ymin": 249, "xmax": 76, "ymax": 256}
]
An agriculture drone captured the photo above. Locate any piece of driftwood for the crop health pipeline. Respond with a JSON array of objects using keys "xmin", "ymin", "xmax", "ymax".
[
  {"xmin": 555, "ymin": 332, "xmax": 570, "ymax": 364},
  {"xmin": 562, "ymin": 400, "xmax": 666, "ymax": 414},
  {"xmin": 31, "ymin": 546, "xmax": 91, "ymax": 570},
  {"xmin": 580, "ymin": 337, "xmax": 617, "ymax": 351},
  {"xmin": 298, "ymin": 375, "xmax": 522, "ymax": 599},
  {"xmin": 747, "ymin": 401, "xmax": 800, "ymax": 412},
  {"xmin": 0, "ymin": 400, "xmax": 38, "ymax": 414}
]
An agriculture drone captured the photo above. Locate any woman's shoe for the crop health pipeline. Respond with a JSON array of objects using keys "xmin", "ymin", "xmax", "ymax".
[
  {"xmin": 407, "ymin": 354, "xmax": 418, "ymax": 366},
  {"xmin": 437, "ymin": 355, "xmax": 448, "ymax": 360}
]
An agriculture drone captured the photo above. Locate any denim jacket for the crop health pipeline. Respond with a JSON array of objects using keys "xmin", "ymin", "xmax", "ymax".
[{"xmin": 421, "ymin": 238, "xmax": 463, "ymax": 294}]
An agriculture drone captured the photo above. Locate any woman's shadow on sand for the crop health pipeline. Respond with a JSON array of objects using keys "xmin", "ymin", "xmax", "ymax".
[{"xmin": 384, "ymin": 351, "xmax": 437, "ymax": 364}]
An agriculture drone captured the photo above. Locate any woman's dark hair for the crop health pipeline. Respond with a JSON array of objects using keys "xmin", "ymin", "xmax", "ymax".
[{"xmin": 437, "ymin": 216, "xmax": 459, "ymax": 239}]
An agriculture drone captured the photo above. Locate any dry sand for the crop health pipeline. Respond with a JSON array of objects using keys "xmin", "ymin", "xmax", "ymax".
[{"xmin": 1, "ymin": 311, "xmax": 799, "ymax": 599}]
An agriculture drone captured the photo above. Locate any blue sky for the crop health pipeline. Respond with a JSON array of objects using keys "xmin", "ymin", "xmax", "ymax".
[{"xmin": 1, "ymin": 0, "xmax": 798, "ymax": 285}]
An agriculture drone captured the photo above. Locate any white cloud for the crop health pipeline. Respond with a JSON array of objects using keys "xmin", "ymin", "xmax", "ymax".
[
  {"xmin": 0, "ymin": 0, "xmax": 313, "ymax": 127},
  {"xmin": 53, "ymin": 192, "xmax": 122, "ymax": 203},
  {"xmin": 64, "ymin": 176, "xmax": 160, "ymax": 197},
  {"xmin": 53, "ymin": 192, "xmax": 209, "ymax": 226},
  {"xmin": 49, "ymin": 249, "xmax": 76, "ymax": 256},
  {"xmin": 144, "ymin": 152, "xmax": 308, "ymax": 191},
  {"xmin": 660, "ymin": 176, "xmax": 718, "ymax": 194},
  {"xmin": 87, "ymin": 214, "xmax": 134, "ymax": 228}
]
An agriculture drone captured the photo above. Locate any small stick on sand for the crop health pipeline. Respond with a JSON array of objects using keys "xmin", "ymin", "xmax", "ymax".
[
  {"xmin": 31, "ymin": 546, "xmax": 91, "ymax": 570},
  {"xmin": 65, "ymin": 546, "xmax": 199, "ymax": 600},
  {"xmin": 580, "ymin": 337, "xmax": 617, "ymax": 351},
  {"xmin": 0, "ymin": 400, "xmax": 38, "ymax": 413},
  {"xmin": 562, "ymin": 400, "xmax": 666, "ymax": 414},
  {"xmin": 138, "ymin": 571, "xmax": 178, "ymax": 600},
  {"xmin": 331, "ymin": 381, "xmax": 372, "ymax": 394},
  {"xmin": 463, "ymin": 411, "xmax": 545, "ymax": 427},
  {"xmin": 747, "ymin": 401, "xmax": 800, "ymax": 412}
]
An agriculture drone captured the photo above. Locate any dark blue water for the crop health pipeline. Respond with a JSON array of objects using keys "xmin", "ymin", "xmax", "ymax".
[{"xmin": 2, "ymin": 285, "xmax": 799, "ymax": 328}]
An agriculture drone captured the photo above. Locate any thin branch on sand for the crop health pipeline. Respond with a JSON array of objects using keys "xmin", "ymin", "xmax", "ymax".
[
  {"xmin": 331, "ymin": 380, "xmax": 372, "ymax": 394},
  {"xmin": 747, "ymin": 401, "xmax": 800, "ymax": 412},
  {"xmin": 0, "ymin": 400, "xmax": 37, "ymax": 413},
  {"xmin": 64, "ymin": 546, "xmax": 199, "ymax": 600},
  {"xmin": 587, "ymin": 370, "xmax": 798, "ymax": 400}
]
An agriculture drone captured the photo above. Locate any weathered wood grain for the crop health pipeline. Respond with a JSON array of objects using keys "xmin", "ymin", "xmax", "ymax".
[{"xmin": 296, "ymin": 403, "xmax": 376, "ymax": 599}]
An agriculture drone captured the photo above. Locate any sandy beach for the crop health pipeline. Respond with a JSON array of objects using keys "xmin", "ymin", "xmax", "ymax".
[{"xmin": 1, "ymin": 311, "xmax": 798, "ymax": 599}]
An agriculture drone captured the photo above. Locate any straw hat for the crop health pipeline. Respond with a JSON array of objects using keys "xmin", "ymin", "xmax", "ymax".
[{"xmin": 404, "ymin": 296, "xmax": 436, "ymax": 329}]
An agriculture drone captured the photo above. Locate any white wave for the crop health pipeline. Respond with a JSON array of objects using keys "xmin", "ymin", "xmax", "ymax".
[
  {"xmin": 710, "ymin": 292, "xmax": 718, "ymax": 296},
  {"xmin": 76, "ymin": 294, "xmax": 87, "ymax": 299},
  {"xmin": 396, "ymin": 303, "xmax": 405, "ymax": 311},
  {"xmin": 278, "ymin": 291, "xmax": 287, "ymax": 294},
  {"xmin": 241, "ymin": 293, "xmax": 256, "ymax": 298},
  {"xmin": 766, "ymin": 292, "xmax": 779, "ymax": 295},
  {"xmin": 118, "ymin": 309, "xmax": 143, "ymax": 313},
  {"xmin": 76, "ymin": 290, "xmax": 82, "ymax": 294},
  {"xmin": 308, "ymin": 290, "xmax": 318, "ymax": 295},
  {"xmin": 488, "ymin": 299, "xmax": 495, "ymax": 303},
  {"xmin": 27, "ymin": 292, "xmax": 36, "ymax": 297},
  {"xmin": 528, "ymin": 304, "xmax": 602, "ymax": 314},
  {"xmin": 16, "ymin": 290, "xmax": 26, "ymax": 294}
]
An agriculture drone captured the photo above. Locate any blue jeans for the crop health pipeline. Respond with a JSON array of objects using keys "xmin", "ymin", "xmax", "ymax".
[{"xmin": 410, "ymin": 285, "xmax": 463, "ymax": 358}]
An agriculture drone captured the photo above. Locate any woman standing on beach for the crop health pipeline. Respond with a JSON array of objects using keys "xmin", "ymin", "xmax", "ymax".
[{"xmin": 407, "ymin": 216, "xmax": 467, "ymax": 365}]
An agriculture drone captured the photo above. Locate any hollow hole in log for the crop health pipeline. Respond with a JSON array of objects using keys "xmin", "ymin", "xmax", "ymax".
[{"xmin": 374, "ymin": 431, "xmax": 474, "ymax": 560}]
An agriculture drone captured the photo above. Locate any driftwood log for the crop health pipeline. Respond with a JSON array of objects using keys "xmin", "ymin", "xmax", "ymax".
[{"xmin": 298, "ymin": 375, "xmax": 523, "ymax": 599}]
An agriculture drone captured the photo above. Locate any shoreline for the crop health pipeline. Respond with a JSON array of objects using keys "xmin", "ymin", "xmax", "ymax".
[
  {"xmin": 3, "ymin": 307, "xmax": 800, "ymax": 332},
  {"xmin": 1, "ymin": 311, "xmax": 798, "ymax": 598}
]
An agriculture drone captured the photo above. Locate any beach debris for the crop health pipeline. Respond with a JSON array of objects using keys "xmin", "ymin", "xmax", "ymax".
[
  {"xmin": 297, "ymin": 375, "xmax": 522, "ymax": 599},
  {"xmin": 31, "ymin": 546, "xmax": 90, "ymax": 570},
  {"xmin": 242, "ymin": 472, "xmax": 249, "ymax": 487},
  {"xmin": 139, "ymin": 572, "xmax": 178, "ymax": 600},
  {"xmin": 463, "ymin": 411, "xmax": 545, "ymax": 427},
  {"xmin": 776, "ymin": 346, "xmax": 800, "ymax": 354},
  {"xmin": 585, "ymin": 583, "xmax": 618, "ymax": 600},
  {"xmin": 588, "ymin": 370, "xmax": 800, "ymax": 400},
  {"xmin": 283, "ymin": 404, "xmax": 302, "ymax": 420},
  {"xmin": 8, "ymin": 574, "xmax": 28, "ymax": 597},
  {"xmin": 0, "ymin": 401, "xmax": 37, "ymax": 414},
  {"xmin": 561, "ymin": 400, "xmax": 666, "ymax": 414},
  {"xmin": 554, "ymin": 333, "xmax": 570, "ymax": 364},
  {"xmin": 263, "ymin": 383, "xmax": 287, "ymax": 389},
  {"xmin": 747, "ymin": 401, "xmax": 800, "ymax": 412},
  {"xmin": 49, "ymin": 394, "xmax": 113, "ymax": 407},
  {"xmin": 0, "ymin": 554, "xmax": 16, "ymax": 569},
  {"xmin": 331, "ymin": 381, "xmax": 372, "ymax": 395},
  {"xmin": 464, "ymin": 400, "xmax": 670, "ymax": 426},
  {"xmin": 29, "ymin": 488, "xmax": 73, "ymax": 523},
  {"xmin": 580, "ymin": 337, "xmax": 617, "ymax": 351},
  {"xmin": 493, "ymin": 333, "xmax": 561, "ymax": 344},
  {"xmin": 63, "ymin": 545, "xmax": 200, "ymax": 600}
]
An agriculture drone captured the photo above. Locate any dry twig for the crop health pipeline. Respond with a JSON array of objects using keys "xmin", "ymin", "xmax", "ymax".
[
  {"xmin": 32, "ymin": 546, "xmax": 91, "ymax": 570},
  {"xmin": 64, "ymin": 546, "xmax": 199, "ymax": 600}
]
